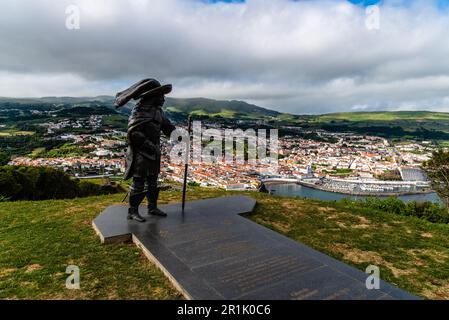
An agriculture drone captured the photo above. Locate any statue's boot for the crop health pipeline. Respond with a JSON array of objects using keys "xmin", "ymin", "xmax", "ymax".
[
  {"xmin": 127, "ymin": 207, "xmax": 146, "ymax": 222},
  {"xmin": 128, "ymin": 193, "xmax": 146, "ymax": 222},
  {"xmin": 147, "ymin": 187, "xmax": 167, "ymax": 217}
]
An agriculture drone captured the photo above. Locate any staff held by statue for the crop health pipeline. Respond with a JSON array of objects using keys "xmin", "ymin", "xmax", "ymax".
[{"xmin": 182, "ymin": 116, "xmax": 192, "ymax": 213}]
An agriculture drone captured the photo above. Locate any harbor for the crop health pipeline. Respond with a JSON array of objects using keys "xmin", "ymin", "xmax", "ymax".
[
  {"xmin": 265, "ymin": 182, "xmax": 440, "ymax": 203},
  {"xmin": 297, "ymin": 178, "xmax": 433, "ymax": 197}
]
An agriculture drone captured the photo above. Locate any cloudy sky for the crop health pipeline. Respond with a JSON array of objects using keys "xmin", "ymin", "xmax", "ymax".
[{"xmin": 1, "ymin": 0, "xmax": 449, "ymax": 114}]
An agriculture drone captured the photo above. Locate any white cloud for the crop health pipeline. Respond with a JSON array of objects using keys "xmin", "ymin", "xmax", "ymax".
[
  {"xmin": 0, "ymin": 72, "xmax": 114, "ymax": 97},
  {"xmin": 0, "ymin": 0, "xmax": 448, "ymax": 113}
]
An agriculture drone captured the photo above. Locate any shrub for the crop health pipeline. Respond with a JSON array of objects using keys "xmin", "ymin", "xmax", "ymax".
[
  {"xmin": 0, "ymin": 166, "xmax": 121, "ymax": 201},
  {"xmin": 78, "ymin": 180, "xmax": 107, "ymax": 198},
  {"xmin": 338, "ymin": 196, "xmax": 449, "ymax": 224},
  {"xmin": 0, "ymin": 151, "xmax": 10, "ymax": 166},
  {"xmin": 0, "ymin": 168, "xmax": 22, "ymax": 200}
]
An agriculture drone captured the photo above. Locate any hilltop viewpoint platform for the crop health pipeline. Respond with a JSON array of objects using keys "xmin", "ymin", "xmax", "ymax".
[{"xmin": 92, "ymin": 195, "xmax": 419, "ymax": 300}]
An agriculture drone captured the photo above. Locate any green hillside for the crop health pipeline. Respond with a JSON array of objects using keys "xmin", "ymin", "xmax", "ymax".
[
  {"xmin": 1, "ymin": 188, "xmax": 449, "ymax": 299},
  {"xmin": 55, "ymin": 105, "xmax": 118, "ymax": 117},
  {"xmin": 0, "ymin": 96, "xmax": 280, "ymax": 120},
  {"xmin": 164, "ymin": 97, "xmax": 280, "ymax": 119},
  {"xmin": 2, "ymin": 96, "xmax": 449, "ymax": 122},
  {"xmin": 0, "ymin": 96, "xmax": 115, "ymax": 105},
  {"xmin": 3, "ymin": 96, "xmax": 449, "ymax": 140},
  {"xmin": 312, "ymin": 111, "xmax": 449, "ymax": 140},
  {"xmin": 316, "ymin": 111, "xmax": 449, "ymax": 122}
]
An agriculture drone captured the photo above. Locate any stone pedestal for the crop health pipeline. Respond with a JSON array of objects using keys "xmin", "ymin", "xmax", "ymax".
[{"xmin": 93, "ymin": 195, "xmax": 419, "ymax": 300}]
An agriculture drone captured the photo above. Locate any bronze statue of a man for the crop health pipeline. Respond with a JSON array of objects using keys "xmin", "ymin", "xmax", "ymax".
[{"xmin": 115, "ymin": 79, "xmax": 176, "ymax": 222}]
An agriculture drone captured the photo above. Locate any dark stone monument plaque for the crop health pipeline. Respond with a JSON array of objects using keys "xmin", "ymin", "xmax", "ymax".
[{"xmin": 92, "ymin": 195, "xmax": 419, "ymax": 300}]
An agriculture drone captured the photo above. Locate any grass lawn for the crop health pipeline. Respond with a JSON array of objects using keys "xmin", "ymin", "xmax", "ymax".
[
  {"xmin": 0, "ymin": 193, "xmax": 182, "ymax": 300},
  {"xmin": 30, "ymin": 147, "xmax": 45, "ymax": 157},
  {"xmin": 1, "ymin": 187, "xmax": 449, "ymax": 299}
]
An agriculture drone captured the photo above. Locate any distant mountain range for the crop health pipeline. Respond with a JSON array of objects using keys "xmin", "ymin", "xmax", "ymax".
[
  {"xmin": 1, "ymin": 96, "xmax": 448, "ymax": 123},
  {"xmin": 0, "ymin": 96, "xmax": 114, "ymax": 105},
  {"xmin": 0, "ymin": 96, "xmax": 281, "ymax": 120}
]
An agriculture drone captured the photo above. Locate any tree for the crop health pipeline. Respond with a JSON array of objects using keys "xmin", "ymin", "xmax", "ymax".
[
  {"xmin": 424, "ymin": 150, "xmax": 449, "ymax": 209},
  {"xmin": 0, "ymin": 166, "xmax": 120, "ymax": 201},
  {"xmin": 0, "ymin": 151, "xmax": 10, "ymax": 166}
]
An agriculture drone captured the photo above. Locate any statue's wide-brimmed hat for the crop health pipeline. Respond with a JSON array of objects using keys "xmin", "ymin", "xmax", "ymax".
[{"xmin": 115, "ymin": 78, "xmax": 172, "ymax": 108}]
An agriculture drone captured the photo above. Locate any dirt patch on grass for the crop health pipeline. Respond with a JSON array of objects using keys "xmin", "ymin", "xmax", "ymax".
[
  {"xmin": 421, "ymin": 233, "xmax": 433, "ymax": 238},
  {"xmin": 319, "ymin": 207, "xmax": 337, "ymax": 213},
  {"xmin": 332, "ymin": 244, "xmax": 384, "ymax": 264},
  {"xmin": 21, "ymin": 281, "xmax": 39, "ymax": 289},
  {"xmin": 422, "ymin": 281, "xmax": 449, "ymax": 300},
  {"xmin": 324, "ymin": 214, "xmax": 349, "ymax": 228},
  {"xmin": 281, "ymin": 202, "xmax": 301, "ymax": 210},
  {"xmin": 407, "ymin": 248, "xmax": 449, "ymax": 264},
  {"xmin": 352, "ymin": 223, "xmax": 371, "ymax": 229},
  {"xmin": 386, "ymin": 264, "xmax": 417, "ymax": 278},
  {"xmin": 357, "ymin": 216, "xmax": 371, "ymax": 224},
  {"xmin": 47, "ymin": 288, "xmax": 91, "ymax": 300},
  {"xmin": 331, "ymin": 244, "xmax": 417, "ymax": 278},
  {"xmin": 277, "ymin": 201, "xmax": 309, "ymax": 218},
  {"xmin": 324, "ymin": 213, "xmax": 338, "ymax": 220},
  {"xmin": 324, "ymin": 212, "xmax": 373, "ymax": 230},
  {"xmin": 255, "ymin": 217, "xmax": 291, "ymax": 233},
  {"xmin": 0, "ymin": 268, "xmax": 17, "ymax": 277},
  {"xmin": 382, "ymin": 223, "xmax": 392, "ymax": 230},
  {"xmin": 25, "ymin": 264, "xmax": 42, "ymax": 273},
  {"xmin": 64, "ymin": 207, "xmax": 85, "ymax": 214},
  {"xmin": 81, "ymin": 219, "xmax": 94, "ymax": 227},
  {"xmin": 335, "ymin": 221, "xmax": 348, "ymax": 229},
  {"xmin": 350, "ymin": 215, "xmax": 374, "ymax": 230},
  {"xmin": 271, "ymin": 220, "xmax": 292, "ymax": 233}
]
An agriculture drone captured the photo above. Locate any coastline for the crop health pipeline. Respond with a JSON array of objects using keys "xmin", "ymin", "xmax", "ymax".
[
  {"xmin": 298, "ymin": 181, "xmax": 434, "ymax": 197},
  {"xmin": 265, "ymin": 181, "xmax": 434, "ymax": 197}
]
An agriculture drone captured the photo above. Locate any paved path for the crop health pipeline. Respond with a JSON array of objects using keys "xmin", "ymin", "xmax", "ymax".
[{"xmin": 93, "ymin": 196, "xmax": 419, "ymax": 300}]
